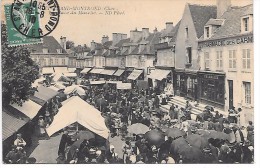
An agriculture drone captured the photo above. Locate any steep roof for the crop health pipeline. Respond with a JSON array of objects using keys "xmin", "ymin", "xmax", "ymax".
[
  {"xmin": 103, "ymin": 41, "xmax": 113, "ymax": 49},
  {"xmin": 188, "ymin": 4, "xmax": 217, "ymax": 38},
  {"xmin": 170, "ymin": 20, "xmax": 181, "ymax": 43},
  {"xmin": 205, "ymin": 19, "xmax": 225, "ymax": 26},
  {"xmin": 115, "ymin": 38, "xmax": 131, "ymax": 48},
  {"xmin": 201, "ymin": 4, "xmax": 253, "ymax": 40},
  {"xmin": 29, "ymin": 36, "xmax": 67, "ymax": 54}
]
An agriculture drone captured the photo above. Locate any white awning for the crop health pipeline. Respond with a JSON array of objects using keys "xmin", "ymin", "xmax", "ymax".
[
  {"xmin": 42, "ymin": 67, "xmax": 54, "ymax": 74},
  {"xmin": 100, "ymin": 69, "xmax": 116, "ymax": 75},
  {"xmin": 127, "ymin": 69, "xmax": 143, "ymax": 80},
  {"xmin": 11, "ymin": 100, "xmax": 42, "ymax": 119},
  {"xmin": 46, "ymin": 96, "xmax": 109, "ymax": 139},
  {"xmin": 64, "ymin": 73, "xmax": 77, "ymax": 78},
  {"xmin": 117, "ymin": 83, "xmax": 132, "ymax": 90},
  {"xmin": 81, "ymin": 68, "xmax": 92, "ymax": 74},
  {"xmin": 147, "ymin": 69, "xmax": 171, "ymax": 81},
  {"xmin": 68, "ymin": 68, "xmax": 76, "ymax": 73},
  {"xmin": 89, "ymin": 68, "xmax": 104, "ymax": 74},
  {"xmin": 113, "ymin": 69, "xmax": 125, "ymax": 76},
  {"xmin": 90, "ymin": 81, "xmax": 106, "ymax": 85},
  {"xmin": 54, "ymin": 67, "xmax": 69, "ymax": 74}
]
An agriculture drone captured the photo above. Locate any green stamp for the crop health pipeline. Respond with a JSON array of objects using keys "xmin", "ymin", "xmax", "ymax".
[{"xmin": 4, "ymin": 4, "xmax": 42, "ymax": 46}]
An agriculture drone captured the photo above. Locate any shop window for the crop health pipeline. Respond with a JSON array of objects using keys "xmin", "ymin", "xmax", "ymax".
[
  {"xmin": 244, "ymin": 82, "xmax": 251, "ymax": 104},
  {"xmin": 242, "ymin": 49, "xmax": 251, "ymax": 69},
  {"xmin": 204, "ymin": 52, "xmax": 210, "ymax": 69},
  {"xmin": 229, "ymin": 50, "xmax": 237, "ymax": 69},
  {"xmin": 216, "ymin": 51, "xmax": 223, "ymax": 70}
]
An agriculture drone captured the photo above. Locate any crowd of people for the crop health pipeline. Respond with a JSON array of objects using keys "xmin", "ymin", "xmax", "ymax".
[{"xmin": 4, "ymin": 77, "xmax": 254, "ymax": 164}]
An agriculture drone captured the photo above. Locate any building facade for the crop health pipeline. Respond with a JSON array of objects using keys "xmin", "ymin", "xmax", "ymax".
[{"xmin": 198, "ymin": 4, "xmax": 253, "ymax": 121}]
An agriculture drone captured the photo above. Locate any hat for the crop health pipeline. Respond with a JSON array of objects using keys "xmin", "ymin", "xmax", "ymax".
[
  {"xmin": 39, "ymin": 115, "xmax": 44, "ymax": 118},
  {"xmin": 110, "ymin": 145, "xmax": 115, "ymax": 149},
  {"xmin": 96, "ymin": 150, "xmax": 102, "ymax": 155},
  {"xmin": 45, "ymin": 111, "xmax": 50, "ymax": 116}
]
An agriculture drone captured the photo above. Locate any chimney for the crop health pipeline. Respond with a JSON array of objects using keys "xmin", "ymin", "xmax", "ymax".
[
  {"xmin": 90, "ymin": 40, "xmax": 96, "ymax": 50},
  {"xmin": 112, "ymin": 33, "xmax": 119, "ymax": 45},
  {"xmin": 217, "ymin": 0, "xmax": 231, "ymax": 18},
  {"xmin": 153, "ymin": 27, "xmax": 158, "ymax": 33},
  {"xmin": 142, "ymin": 28, "xmax": 150, "ymax": 39},
  {"xmin": 60, "ymin": 36, "xmax": 66, "ymax": 49},
  {"xmin": 130, "ymin": 28, "xmax": 143, "ymax": 43},
  {"xmin": 101, "ymin": 35, "xmax": 109, "ymax": 44},
  {"xmin": 121, "ymin": 34, "xmax": 127, "ymax": 40},
  {"xmin": 166, "ymin": 22, "xmax": 173, "ymax": 32}
]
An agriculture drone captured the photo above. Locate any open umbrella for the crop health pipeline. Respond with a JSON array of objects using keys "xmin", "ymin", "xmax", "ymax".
[
  {"xmin": 180, "ymin": 146, "xmax": 203, "ymax": 163},
  {"xmin": 67, "ymin": 131, "xmax": 95, "ymax": 161},
  {"xmin": 144, "ymin": 129, "xmax": 165, "ymax": 147},
  {"xmin": 165, "ymin": 128, "xmax": 185, "ymax": 139},
  {"xmin": 128, "ymin": 123, "xmax": 149, "ymax": 135},
  {"xmin": 186, "ymin": 134, "xmax": 209, "ymax": 150},
  {"xmin": 197, "ymin": 129, "xmax": 229, "ymax": 140},
  {"xmin": 170, "ymin": 137, "xmax": 190, "ymax": 155}
]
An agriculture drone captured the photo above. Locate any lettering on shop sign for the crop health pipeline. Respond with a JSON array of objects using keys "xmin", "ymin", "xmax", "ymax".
[
  {"xmin": 203, "ymin": 74, "xmax": 219, "ymax": 80},
  {"xmin": 199, "ymin": 35, "xmax": 253, "ymax": 48}
]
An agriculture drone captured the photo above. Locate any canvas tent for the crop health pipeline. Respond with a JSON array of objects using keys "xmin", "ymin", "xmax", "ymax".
[
  {"xmin": 64, "ymin": 85, "xmax": 86, "ymax": 96},
  {"xmin": 46, "ymin": 96, "xmax": 109, "ymax": 139},
  {"xmin": 52, "ymin": 73, "xmax": 71, "ymax": 83}
]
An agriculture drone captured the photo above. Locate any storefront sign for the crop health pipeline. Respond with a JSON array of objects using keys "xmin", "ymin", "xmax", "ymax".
[
  {"xmin": 203, "ymin": 74, "xmax": 220, "ymax": 80},
  {"xmin": 199, "ymin": 35, "xmax": 253, "ymax": 48}
]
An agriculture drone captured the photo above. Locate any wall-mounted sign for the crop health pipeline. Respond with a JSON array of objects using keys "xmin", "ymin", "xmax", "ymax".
[{"xmin": 199, "ymin": 35, "xmax": 253, "ymax": 48}]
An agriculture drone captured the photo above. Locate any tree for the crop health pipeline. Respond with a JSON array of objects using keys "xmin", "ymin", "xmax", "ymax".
[
  {"xmin": 1, "ymin": 24, "xmax": 39, "ymax": 106},
  {"xmin": 66, "ymin": 40, "xmax": 75, "ymax": 49}
]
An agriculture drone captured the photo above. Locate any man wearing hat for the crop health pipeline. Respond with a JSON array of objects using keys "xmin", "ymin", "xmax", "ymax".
[
  {"xmin": 5, "ymin": 145, "xmax": 19, "ymax": 163},
  {"xmin": 14, "ymin": 133, "xmax": 26, "ymax": 150}
]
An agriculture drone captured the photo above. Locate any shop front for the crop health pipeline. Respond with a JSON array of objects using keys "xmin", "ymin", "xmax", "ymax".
[
  {"xmin": 174, "ymin": 69, "xmax": 198, "ymax": 100},
  {"xmin": 197, "ymin": 71, "xmax": 225, "ymax": 109},
  {"xmin": 147, "ymin": 67, "xmax": 173, "ymax": 95},
  {"xmin": 127, "ymin": 68, "xmax": 144, "ymax": 88},
  {"xmin": 100, "ymin": 68, "xmax": 117, "ymax": 80}
]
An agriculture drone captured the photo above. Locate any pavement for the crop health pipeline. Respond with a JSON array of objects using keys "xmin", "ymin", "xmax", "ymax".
[
  {"xmin": 29, "ymin": 134, "xmax": 62, "ymax": 163},
  {"xmin": 28, "ymin": 132, "xmax": 125, "ymax": 163}
]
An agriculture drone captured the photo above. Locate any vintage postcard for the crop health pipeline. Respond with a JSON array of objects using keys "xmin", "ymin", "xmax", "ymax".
[{"xmin": 1, "ymin": 0, "xmax": 255, "ymax": 165}]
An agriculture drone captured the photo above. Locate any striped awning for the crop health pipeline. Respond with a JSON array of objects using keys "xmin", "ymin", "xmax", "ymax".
[
  {"xmin": 81, "ymin": 68, "xmax": 92, "ymax": 74},
  {"xmin": 147, "ymin": 69, "xmax": 171, "ymax": 81},
  {"xmin": 127, "ymin": 69, "xmax": 143, "ymax": 80},
  {"xmin": 3, "ymin": 107, "xmax": 30, "ymax": 141},
  {"xmin": 100, "ymin": 69, "xmax": 116, "ymax": 75},
  {"xmin": 89, "ymin": 68, "xmax": 104, "ymax": 74},
  {"xmin": 113, "ymin": 69, "xmax": 125, "ymax": 76}
]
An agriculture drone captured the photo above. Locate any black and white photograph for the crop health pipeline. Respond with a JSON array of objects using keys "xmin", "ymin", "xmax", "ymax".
[{"xmin": 1, "ymin": 0, "xmax": 257, "ymax": 165}]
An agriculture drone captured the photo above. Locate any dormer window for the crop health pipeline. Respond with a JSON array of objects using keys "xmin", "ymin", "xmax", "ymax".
[
  {"xmin": 43, "ymin": 48, "xmax": 48, "ymax": 53},
  {"xmin": 56, "ymin": 49, "xmax": 62, "ymax": 53},
  {"xmin": 243, "ymin": 17, "xmax": 249, "ymax": 32},
  {"xmin": 205, "ymin": 27, "xmax": 210, "ymax": 38},
  {"xmin": 241, "ymin": 15, "xmax": 253, "ymax": 33}
]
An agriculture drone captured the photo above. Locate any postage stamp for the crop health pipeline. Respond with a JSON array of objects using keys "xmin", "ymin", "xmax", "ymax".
[
  {"xmin": 4, "ymin": 4, "xmax": 41, "ymax": 46},
  {"xmin": 11, "ymin": 0, "xmax": 60, "ymax": 38}
]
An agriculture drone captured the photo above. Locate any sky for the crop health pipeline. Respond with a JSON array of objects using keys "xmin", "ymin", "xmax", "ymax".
[{"xmin": 1, "ymin": 0, "xmax": 253, "ymax": 46}]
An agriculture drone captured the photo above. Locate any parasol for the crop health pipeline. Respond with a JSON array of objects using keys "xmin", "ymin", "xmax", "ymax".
[
  {"xmin": 144, "ymin": 129, "xmax": 165, "ymax": 147},
  {"xmin": 186, "ymin": 134, "xmax": 209, "ymax": 150},
  {"xmin": 127, "ymin": 123, "xmax": 149, "ymax": 135},
  {"xmin": 165, "ymin": 128, "xmax": 186, "ymax": 139}
]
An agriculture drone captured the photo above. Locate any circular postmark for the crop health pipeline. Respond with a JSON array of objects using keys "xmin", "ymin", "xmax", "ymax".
[{"xmin": 11, "ymin": 0, "xmax": 60, "ymax": 38}]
